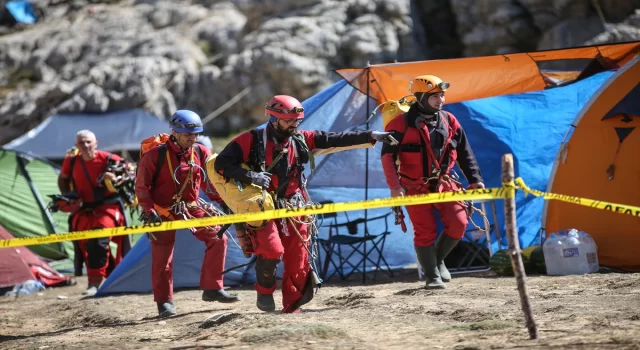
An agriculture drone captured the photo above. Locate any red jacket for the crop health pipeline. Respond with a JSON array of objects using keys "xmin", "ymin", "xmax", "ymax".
[
  {"xmin": 214, "ymin": 126, "xmax": 375, "ymax": 198},
  {"xmin": 381, "ymin": 105, "xmax": 483, "ymax": 190},
  {"xmin": 61, "ymin": 150, "xmax": 121, "ymax": 204},
  {"xmin": 135, "ymin": 139, "xmax": 218, "ymax": 213}
]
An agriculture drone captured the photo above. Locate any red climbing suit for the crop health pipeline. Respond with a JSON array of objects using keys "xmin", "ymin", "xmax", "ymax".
[
  {"xmin": 135, "ymin": 138, "xmax": 228, "ymax": 303},
  {"xmin": 381, "ymin": 106, "xmax": 484, "ymax": 247},
  {"xmin": 61, "ymin": 151, "xmax": 127, "ymax": 286},
  {"xmin": 215, "ymin": 125, "xmax": 376, "ymax": 312}
]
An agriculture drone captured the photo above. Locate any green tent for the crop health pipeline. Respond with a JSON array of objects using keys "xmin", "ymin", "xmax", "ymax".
[{"xmin": 0, "ymin": 149, "xmax": 74, "ymax": 259}]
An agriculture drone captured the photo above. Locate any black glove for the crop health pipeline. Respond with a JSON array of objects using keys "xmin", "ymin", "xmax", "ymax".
[
  {"xmin": 140, "ymin": 209, "xmax": 162, "ymax": 225},
  {"xmin": 248, "ymin": 171, "xmax": 272, "ymax": 188}
]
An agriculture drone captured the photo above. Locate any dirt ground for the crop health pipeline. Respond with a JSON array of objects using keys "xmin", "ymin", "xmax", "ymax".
[{"xmin": 2, "ymin": 268, "xmax": 640, "ymax": 350}]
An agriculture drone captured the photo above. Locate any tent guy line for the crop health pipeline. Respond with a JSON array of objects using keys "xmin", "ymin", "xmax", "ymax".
[{"xmin": 1, "ymin": 177, "xmax": 638, "ymax": 249}]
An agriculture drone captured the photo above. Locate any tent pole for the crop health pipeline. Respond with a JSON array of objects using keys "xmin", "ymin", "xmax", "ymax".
[{"xmin": 363, "ymin": 62, "xmax": 371, "ymax": 284}]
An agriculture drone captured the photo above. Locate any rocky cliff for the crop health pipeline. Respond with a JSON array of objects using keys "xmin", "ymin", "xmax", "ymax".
[{"xmin": 0, "ymin": 0, "xmax": 638, "ymax": 144}]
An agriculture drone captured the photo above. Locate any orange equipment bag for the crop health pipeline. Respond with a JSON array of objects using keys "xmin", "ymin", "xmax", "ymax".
[{"xmin": 140, "ymin": 133, "xmax": 171, "ymax": 158}]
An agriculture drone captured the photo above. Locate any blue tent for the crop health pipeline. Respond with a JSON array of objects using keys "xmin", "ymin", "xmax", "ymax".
[
  {"xmin": 96, "ymin": 70, "xmax": 613, "ymax": 296},
  {"xmin": 3, "ymin": 109, "xmax": 170, "ymax": 159},
  {"xmin": 95, "ymin": 226, "xmax": 263, "ymax": 295},
  {"xmin": 5, "ymin": 1, "xmax": 37, "ymax": 24},
  {"xmin": 301, "ymin": 70, "xmax": 614, "ymax": 263}
]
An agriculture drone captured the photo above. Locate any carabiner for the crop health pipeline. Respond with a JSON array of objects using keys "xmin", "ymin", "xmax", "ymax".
[{"xmin": 172, "ymin": 163, "xmax": 206, "ymax": 185}]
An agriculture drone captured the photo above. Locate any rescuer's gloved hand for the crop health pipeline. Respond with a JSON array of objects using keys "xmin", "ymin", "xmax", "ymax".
[
  {"xmin": 140, "ymin": 209, "xmax": 162, "ymax": 225},
  {"xmin": 370, "ymin": 131, "xmax": 398, "ymax": 145},
  {"xmin": 248, "ymin": 171, "xmax": 272, "ymax": 188}
]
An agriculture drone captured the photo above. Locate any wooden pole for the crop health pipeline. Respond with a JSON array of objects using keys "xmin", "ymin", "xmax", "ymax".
[
  {"xmin": 501, "ymin": 154, "xmax": 538, "ymax": 340},
  {"xmin": 491, "ymin": 200, "xmax": 504, "ymax": 251}
]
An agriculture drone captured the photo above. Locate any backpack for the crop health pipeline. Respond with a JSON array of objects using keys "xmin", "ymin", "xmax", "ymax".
[
  {"xmin": 139, "ymin": 133, "xmax": 204, "ymax": 188},
  {"xmin": 380, "ymin": 98, "xmax": 412, "ymax": 130}
]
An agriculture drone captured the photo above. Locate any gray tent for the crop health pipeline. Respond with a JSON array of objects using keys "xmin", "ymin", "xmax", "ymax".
[{"xmin": 3, "ymin": 109, "xmax": 170, "ymax": 159}]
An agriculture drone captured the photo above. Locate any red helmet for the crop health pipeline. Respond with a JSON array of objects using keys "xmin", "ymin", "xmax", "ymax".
[{"xmin": 265, "ymin": 95, "xmax": 304, "ymax": 120}]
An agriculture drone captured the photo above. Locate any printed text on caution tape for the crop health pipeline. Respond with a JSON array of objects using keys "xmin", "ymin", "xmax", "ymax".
[
  {"xmin": 515, "ymin": 177, "xmax": 640, "ymax": 217},
  {"xmin": 2, "ymin": 181, "xmax": 638, "ymax": 249},
  {"xmin": 0, "ymin": 188, "xmax": 504, "ymax": 248}
]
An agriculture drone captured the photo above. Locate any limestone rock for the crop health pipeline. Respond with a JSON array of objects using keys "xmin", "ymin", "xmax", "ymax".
[{"xmin": 0, "ymin": 0, "xmax": 638, "ymax": 144}]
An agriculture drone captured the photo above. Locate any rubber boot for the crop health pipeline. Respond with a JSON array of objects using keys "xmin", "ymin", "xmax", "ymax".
[
  {"xmin": 257, "ymin": 293, "xmax": 276, "ymax": 312},
  {"xmin": 202, "ymin": 289, "xmax": 240, "ymax": 303},
  {"xmin": 415, "ymin": 245, "xmax": 446, "ymax": 289},
  {"xmin": 157, "ymin": 301, "xmax": 176, "ymax": 318},
  {"xmin": 255, "ymin": 256, "xmax": 279, "ymax": 312},
  {"xmin": 435, "ymin": 234, "xmax": 461, "ymax": 282}
]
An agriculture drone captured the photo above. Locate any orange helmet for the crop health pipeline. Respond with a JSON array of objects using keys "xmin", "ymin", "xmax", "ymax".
[
  {"xmin": 265, "ymin": 95, "xmax": 304, "ymax": 120},
  {"xmin": 410, "ymin": 75, "xmax": 450, "ymax": 94}
]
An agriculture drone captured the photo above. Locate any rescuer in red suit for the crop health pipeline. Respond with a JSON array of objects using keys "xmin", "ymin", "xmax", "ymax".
[
  {"xmin": 214, "ymin": 95, "xmax": 395, "ymax": 313},
  {"xmin": 135, "ymin": 110, "xmax": 239, "ymax": 318},
  {"xmin": 58, "ymin": 130, "xmax": 128, "ymax": 296},
  {"xmin": 381, "ymin": 75, "xmax": 485, "ymax": 289}
]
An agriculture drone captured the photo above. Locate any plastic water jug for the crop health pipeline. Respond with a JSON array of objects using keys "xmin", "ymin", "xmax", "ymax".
[
  {"xmin": 563, "ymin": 229, "xmax": 590, "ymax": 274},
  {"xmin": 543, "ymin": 231, "xmax": 567, "ymax": 275},
  {"xmin": 543, "ymin": 229, "xmax": 598, "ymax": 275},
  {"xmin": 579, "ymin": 230, "xmax": 600, "ymax": 273}
]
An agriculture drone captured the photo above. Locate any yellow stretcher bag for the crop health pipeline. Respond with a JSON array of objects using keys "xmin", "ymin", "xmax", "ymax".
[
  {"xmin": 205, "ymin": 153, "xmax": 274, "ymax": 229},
  {"xmin": 379, "ymin": 96, "xmax": 415, "ymax": 129}
]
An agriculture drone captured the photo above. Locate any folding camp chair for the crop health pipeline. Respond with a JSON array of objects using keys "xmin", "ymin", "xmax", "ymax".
[
  {"xmin": 316, "ymin": 201, "xmax": 394, "ymax": 283},
  {"xmin": 418, "ymin": 200, "xmax": 499, "ymax": 279}
]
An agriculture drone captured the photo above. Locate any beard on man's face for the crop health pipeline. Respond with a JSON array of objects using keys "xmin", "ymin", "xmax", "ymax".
[{"xmin": 276, "ymin": 123, "xmax": 296, "ymax": 136}]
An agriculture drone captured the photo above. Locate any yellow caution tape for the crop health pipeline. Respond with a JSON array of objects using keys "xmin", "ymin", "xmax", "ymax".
[
  {"xmin": 1, "ymin": 179, "xmax": 638, "ymax": 249},
  {"xmin": 0, "ymin": 187, "xmax": 505, "ymax": 248},
  {"xmin": 515, "ymin": 177, "xmax": 640, "ymax": 218}
]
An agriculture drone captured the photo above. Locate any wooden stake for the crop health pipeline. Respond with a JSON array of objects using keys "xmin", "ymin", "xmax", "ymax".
[
  {"xmin": 501, "ymin": 154, "xmax": 538, "ymax": 340},
  {"xmin": 491, "ymin": 201, "xmax": 504, "ymax": 251}
]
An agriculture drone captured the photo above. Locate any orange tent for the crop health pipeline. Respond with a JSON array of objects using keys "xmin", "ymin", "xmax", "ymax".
[
  {"xmin": 335, "ymin": 42, "xmax": 640, "ymax": 271},
  {"xmin": 543, "ymin": 53, "xmax": 640, "ymax": 272},
  {"xmin": 335, "ymin": 42, "xmax": 640, "ymax": 105}
]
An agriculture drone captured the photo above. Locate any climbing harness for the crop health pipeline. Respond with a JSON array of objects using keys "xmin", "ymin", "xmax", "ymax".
[
  {"xmin": 239, "ymin": 128, "xmax": 324, "ymax": 289},
  {"xmin": 147, "ymin": 142, "xmax": 228, "ymax": 240},
  {"xmin": 394, "ymin": 112, "xmax": 490, "ymax": 233}
]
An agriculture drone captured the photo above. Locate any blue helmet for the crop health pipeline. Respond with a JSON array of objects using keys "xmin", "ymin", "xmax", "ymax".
[{"xmin": 169, "ymin": 110, "xmax": 204, "ymax": 133}]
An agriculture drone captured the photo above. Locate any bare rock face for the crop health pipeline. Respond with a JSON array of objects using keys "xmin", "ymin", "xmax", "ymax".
[
  {"xmin": 537, "ymin": 16, "xmax": 605, "ymax": 51},
  {"xmin": 586, "ymin": 11, "xmax": 640, "ymax": 45},
  {"xmin": 0, "ymin": 0, "xmax": 638, "ymax": 144},
  {"xmin": 190, "ymin": 2, "xmax": 247, "ymax": 56},
  {"xmin": 448, "ymin": 0, "xmax": 640, "ymax": 57},
  {"xmin": 186, "ymin": 0, "xmax": 415, "ymax": 132},
  {"xmin": 599, "ymin": 1, "xmax": 640, "ymax": 22},
  {"xmin": 0, "ymin": 3, "xmax": 207, "ymax": 142}
]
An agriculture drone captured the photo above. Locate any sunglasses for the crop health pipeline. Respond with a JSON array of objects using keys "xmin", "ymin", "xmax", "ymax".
[{"xmin": 281, "ymin": 118, "xmax": 304, "ymax": 126}]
